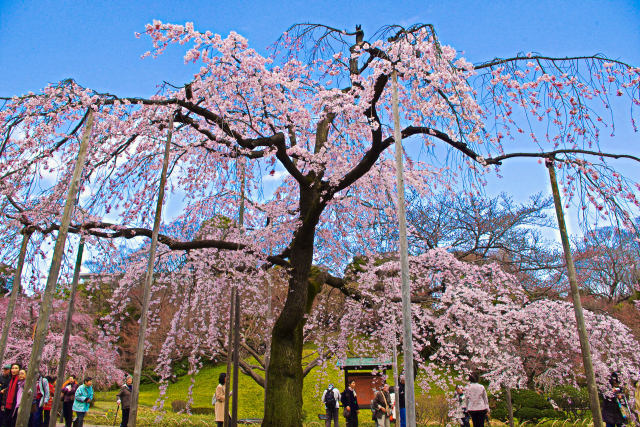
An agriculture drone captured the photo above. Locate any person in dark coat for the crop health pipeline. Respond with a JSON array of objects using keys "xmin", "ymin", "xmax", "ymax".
[
  {"xmin": 116, "ymin": 375, "xmax": 132, "ymax": 427},
  {"xmin": 601, "ymin": 372, "xmax": 627, "ymax": 427},
  {"xmin": 341, "ymin": 380, "xmax": 359, "ymax": 427},
  {"xmin": 0, "ymin": 364, "xmax": 12, "ymax": 426},
  {"xmin": 398, "ymin": 376, "xmax": 406, "ymax": 427},
  {"xmin": 61, "ymin": 375, "xmax": 78, "ymax": 427}
]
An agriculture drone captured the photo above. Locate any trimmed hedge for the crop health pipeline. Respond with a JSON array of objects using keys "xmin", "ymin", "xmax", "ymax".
[{"xmin": 490, "ymin": 389, "xmax": 564, "ymax": 422}]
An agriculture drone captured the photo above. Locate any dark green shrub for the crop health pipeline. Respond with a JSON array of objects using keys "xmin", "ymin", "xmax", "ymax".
[
  {"xmin": 514, "ymin": 407, "xmax": 562, "ymax": 421},
  {"xmin": 549, "ymin": 385, "xmax": 590, "ymax": 419},
  {"xmin": 490, "ymin": 389, "xmax": 563, "ymax": 422}
]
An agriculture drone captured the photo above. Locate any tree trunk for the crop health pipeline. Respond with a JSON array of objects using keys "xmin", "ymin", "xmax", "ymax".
[
  {"xmin": 262, "ymin": 190, "xmax": 321, "ymax": 427},
  {"xmin": 262, "ymin": 311, "xmax": 306, "ymax": 426}
]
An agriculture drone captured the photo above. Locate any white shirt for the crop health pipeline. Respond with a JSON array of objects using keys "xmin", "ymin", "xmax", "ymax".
[
  {"xmin": 465, "ymin": 383, "xmax": 489, "ymax": 411},
  {"xmin": 321, "ymin": 387, "xmax": 340, "ymax": 409}
]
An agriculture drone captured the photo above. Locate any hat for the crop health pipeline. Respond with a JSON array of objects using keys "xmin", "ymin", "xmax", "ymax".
[{"xmin": 2, "ymin": 364, "xmax": 10, "ymax": 370}]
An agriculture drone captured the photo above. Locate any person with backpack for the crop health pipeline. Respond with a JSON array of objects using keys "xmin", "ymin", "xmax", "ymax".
[
  {"xmin": 29, "ymin": 373, "xmax": 49, "ymax": 427},
  {"xmin": 42, "ymin": 376, "xmax": 56, "ymax": 427},
  {"xmin": 72, "ymin": 377, "xmax": 93, "ymax": 427},
  {"xmin": 341, "ymin": 379, "xmax": 359, "ymax": 427},
  {"xmin": 321, "ymin": 383, "xmax": 340, "ymax": 427}
]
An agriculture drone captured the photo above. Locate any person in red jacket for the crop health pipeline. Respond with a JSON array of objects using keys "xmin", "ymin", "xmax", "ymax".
[
  {"xmin": 42, "ymin": 376, "xmax": 56, "ymax": 427},
  {"xmin": 2, "ymin": 364, "xmax": 20, "ymax": 427}
]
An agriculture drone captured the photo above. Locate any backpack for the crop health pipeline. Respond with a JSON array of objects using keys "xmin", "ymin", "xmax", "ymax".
[{"xmin": 324, "ymin": 387, "xmax": 336, "ymax": 409}]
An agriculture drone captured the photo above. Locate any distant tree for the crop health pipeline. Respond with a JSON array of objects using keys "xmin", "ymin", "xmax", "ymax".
[
  {"xmin": 0, "ymin": 295, "xmax": 122, "ymax": 387},
  {"xmin": 573, "ymin": 224, "xmax": 640, "ymax": 302}
]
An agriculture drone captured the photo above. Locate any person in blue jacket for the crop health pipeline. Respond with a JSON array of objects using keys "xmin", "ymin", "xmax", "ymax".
[{"xmin": 72, "ymin": 377, "xmax": 93, "ymax": 427}]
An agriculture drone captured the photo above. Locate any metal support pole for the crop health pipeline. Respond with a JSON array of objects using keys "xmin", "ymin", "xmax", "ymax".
[
  {"xmin": 128, "ymin": 117, "xmax": 174, "ymax": 427},
  {"xmin": 49, "ymin": 237, "xmax": 85, "ymax": 427},
  {"xmin": 224, "ymin": 287, "xmax": 235, "ymax": 427},
  {"xmin": 546, "ymin": 160, "xmax": 603, "ymax": 427},
  {"xmin": 391, "ymin": 69, "xmax": 417, "ymax": 427},
  {"xmin": 231, "ymin": 291, "xmax": 241, "ymax": 426},
  {"xmin": 16, "ymin": 109, "xmax": 95, "ymax": 427},
  {"xmin": 0, "ymin": 229, "xmax": 31, "ymax": 363}
]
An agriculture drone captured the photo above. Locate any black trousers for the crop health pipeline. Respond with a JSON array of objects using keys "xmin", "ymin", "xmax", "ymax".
[
  {"xmin": 469, "ymin": 410, "xmax": 487, "ymax": 427},
  {"xmin": 120, "ymin": 408, "xmax": 130, "ymax": 427},
  {"xmin": 345, "ymin": 409, "xmax": 358, "ymax": 427},
  {"xmin": 63, "ymin": 401, "xmax": 74, "ymax": 427}
]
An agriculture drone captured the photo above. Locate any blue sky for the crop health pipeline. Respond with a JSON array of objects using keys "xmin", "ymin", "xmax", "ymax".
[{"xmin": 1, "ymin": 0, "xmax": 639, "ymax": 240}]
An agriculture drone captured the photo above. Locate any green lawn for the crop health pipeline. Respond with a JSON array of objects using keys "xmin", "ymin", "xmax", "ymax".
[{"xmin": 93, "ymin": 352, "xmax": 385, "ymax": 425}]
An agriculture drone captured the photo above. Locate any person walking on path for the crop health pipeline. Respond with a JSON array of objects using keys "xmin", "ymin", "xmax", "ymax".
[
  {"xmin": 61, "ymin": 375, "xmax": 78, "ymax": 427},
  {"xmin": 341, "ymin": 379, "xmax": 359, "ymax": 427},
  {"xmin": 72, "ymin": 377, "xmax": 93, "ymax": 427},
  {"xmin": 465, "ymin": 373, "xmax": 489, "ymax": 427},
  {"xmin": 116, "ymin": 375, "xmax": 132, "ymax": 427},
  {"xmin": 322, "ymin": 383, "xmax": 341, "ymax": 427},
  {"xmin": 213, "ymin": 373, "xmax": 226, "ymax": 427},
  {"xmin": 373, "ymin": 383, "xmax": 392, "ymax": 427}
]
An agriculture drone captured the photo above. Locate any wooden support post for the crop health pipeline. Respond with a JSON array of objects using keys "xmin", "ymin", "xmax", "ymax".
[
  {"xmin": 224, "ymin": 287, "xmax": 235, "ymax": 427},
  {"xmin": 16, "ymin": 110, "xmax": 95, "ymax": 427},
  {"xmin": 0, "ymin": 229, "xmax": 31, "ymax": 363},
  {"xmin": 231, "ymin": 291, "xmax": 241, "ymax": 426},
  {"xmin": 546, "ymin": 159, "xmax": 603, "ymax": 427},
  {"xmin": 391, "ymin": 68, "xmax": 417, "ymax": 427},
  {"xmin": 49, "ymin": 237, "xmax": 85, "ymax": 427},
  {"xmin": 506, "ymin": 387, "xmax": 514, "ymax": 427},
  {"xmin": 128, "ymin": 116, "xmax": 174, "ymax": 427}
]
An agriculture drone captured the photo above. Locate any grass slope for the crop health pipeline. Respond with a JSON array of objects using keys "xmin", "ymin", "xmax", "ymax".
[{"xmin": 94, "ymin": 352, "xmax": 386, "ymax": 424}]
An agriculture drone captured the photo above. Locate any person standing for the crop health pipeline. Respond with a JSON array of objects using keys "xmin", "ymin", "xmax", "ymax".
[
  {"xmin": 30, "ymin": 373, "xmax": 49, "ymax": 427},
  {"xmin": 454, "ymin": 384, "xmax": 470, "ymax": 427},
  {"xmin": 0, "ymin": 364, "xmax": 12, "ymax": 427},
  {"xmin": 465, "ymin": 373, "xmax": 489, "ymax": 427},
  {"xmin": 321, "ymin": 383, "xmax": 340, "ymax": 427},
  {"xmin": 72, "ymin": 377, "xmax": 93, "ymax": 427},
  {"xmin": 397, "ymin": 376, "xmax": 406, "ymax": 427},
  {"xmin": 116, "ymin": 375, "xmax": 132, "ymax": 427},
  {"xmin": 213, "ymin": 373, "xmax": 226, "ymax": 427},
  {"xmin": 42, "ymin": 376, "xmax": 56, "ymax": 427},
  {"xmin": 3, "ymin": 364, "xmax": 20, "ymax": 427},
  {"xmin": 601, "ymin": 372, "xmax": 626, "ymax": 427},
  {"xmin": 61, "ymin": 375, "xmax": 78, "ymax": 427},
  {"xmin": 373, "ymin": 383, "xmax": 392, "ymax": 427},
  {"xmin": 7, "ymin": 369, "xmax": 26, "ymax": 427},
  {"xmin": 341, "ymin": 380, "xmax": 359, "ymax": 427}
]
